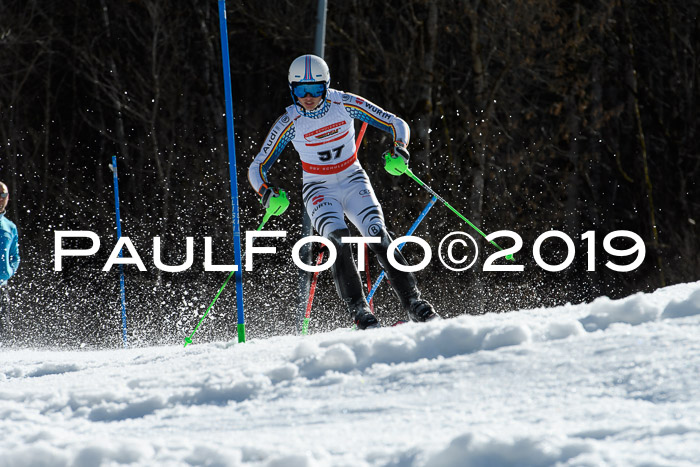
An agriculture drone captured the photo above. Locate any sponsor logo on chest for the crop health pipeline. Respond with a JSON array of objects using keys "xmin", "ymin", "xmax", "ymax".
[{"xmin": 304, "ymin": 120, "xmax": 347, "ymax": 143}]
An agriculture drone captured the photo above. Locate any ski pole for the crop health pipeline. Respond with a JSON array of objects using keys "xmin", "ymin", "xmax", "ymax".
[
  {"xmin": 355, "ymin": 121, "xmax": 368, "ymax": 150},
  {"xmin": 184, "ymin": 269, "xmax": 235, "ymax": 347},
  {"xmin": 256, "ymin": 212, "xmax": 272, "ymax": 231},
  {"xmin": 364, "ymin": 244, "xmax": 374, "ymax": 312},
  {"xmin": 187, "ymin": 189, "xmax": 289, "ymax": 347},
  {"xmin": 384, "ymin": 152, "xmax": 514, "ymax": 261},
  {"xmin": 301, "ymin": 250, "xmax": 325, "ymax": 335},
  {"xmin": 367, "ymin": 195, "xmax": 438, "ymax": 302}
]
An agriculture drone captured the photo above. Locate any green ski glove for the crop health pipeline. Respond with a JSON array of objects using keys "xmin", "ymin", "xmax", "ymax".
[
  {"xmin": 384, "ymin": 145, "xmax": 410, "ymax": 176},
  {"xmin": 261, "ymin": 187, "xmax": 289, "ymax": 216}
]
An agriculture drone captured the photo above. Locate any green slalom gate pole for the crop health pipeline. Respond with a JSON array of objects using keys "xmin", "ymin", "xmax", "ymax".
[{"xmin": 384, "ymin": 152, "xmax": 514, "ymax": 261}]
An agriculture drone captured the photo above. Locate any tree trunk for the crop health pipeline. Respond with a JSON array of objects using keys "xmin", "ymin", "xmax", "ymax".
[
  {"xmin": 467, "ymin": 4, "xmax": 486, "ymax": 314},
  {"xmin": 623, "ymin": 5, "xmax": 665, "ymax": 287},
  {"xmin": 99, "ymin": 0, "xmax": 131, "ymax": 186},
  {"xmin": 413, "ymin": 1, "xmax": 437, "ymax": 171}
]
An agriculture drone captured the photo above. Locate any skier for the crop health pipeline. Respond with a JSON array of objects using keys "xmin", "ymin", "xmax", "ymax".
[
  {"xmin": 248, "ymin": 54, "xmax": 439, "ymax": 329},
  {"xmin": 0, "ymin": 182, "xmax": 20, "ymax": 338}
]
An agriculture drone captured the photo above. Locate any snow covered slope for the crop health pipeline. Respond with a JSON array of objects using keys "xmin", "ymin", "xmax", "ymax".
[{"xmin": 2, "ymin": 282, "xmax": 700, "ymax": 466}]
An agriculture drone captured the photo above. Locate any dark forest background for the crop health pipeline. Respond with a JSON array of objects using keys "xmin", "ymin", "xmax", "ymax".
[{"xmin": 0, "ymin": 0, "xmax": 698, "ymax": 347}]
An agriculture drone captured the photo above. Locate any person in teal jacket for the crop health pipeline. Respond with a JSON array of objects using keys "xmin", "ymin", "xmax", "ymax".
[{"xmin": 0, "ymin": 182, "xmax": 20, "ymax": 337}]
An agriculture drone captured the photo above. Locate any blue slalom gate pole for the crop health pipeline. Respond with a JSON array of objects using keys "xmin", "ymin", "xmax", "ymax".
[
  {"xmin": 110, "ymin": 155, "xmax": 128, "ymax": 348},
  {"xmin": 218, "ymin": 0, "xmax": 246, "ymax": 343},
  {"xmin": 367, "ymin": 196, "xmax": 438, "ymax": 302}
]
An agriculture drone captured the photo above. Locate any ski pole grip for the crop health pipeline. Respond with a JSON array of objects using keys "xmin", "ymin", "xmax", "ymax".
[
  {"xmin": 267, "ymin": 190, "xmax": 290, "ymax": 216},
  {"xmin": 384, "ymin": 150, "xmax": 408, "ymax": 176}
]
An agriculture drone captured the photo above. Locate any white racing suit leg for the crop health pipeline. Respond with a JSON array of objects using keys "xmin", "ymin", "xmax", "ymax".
[
  {"xmin": 338, "ymin": 168, "xmax": 424, "ymax": 311},
  {"xmin": 302, "ymin": 169, "xmax": 376, "ymax": 327},
  {"xmin": 302, "ymin": 166, "xmax": 433, "ymax": 324}
]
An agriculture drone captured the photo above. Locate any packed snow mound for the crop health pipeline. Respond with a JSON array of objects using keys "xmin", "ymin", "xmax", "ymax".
[
  {"xmin": 424, "ymin": 433, "xmax": 592, "ymax": 467},
  {"xmin": 1, "ymin": 281, "xmax": 699, "ymax": 466},
  {"xmin": 661, "ymin": 288, "xmax": 700, "ymax": 319},
  {"xmin": 579, "ymin": 286, "xmax": 700, "ymax": 331}
]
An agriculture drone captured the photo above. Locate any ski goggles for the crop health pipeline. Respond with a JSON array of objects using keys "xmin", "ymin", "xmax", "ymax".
[
  {"xmin": 292, "ymin": 82, "xmax": 326, "ymax": 98},
  {"xmin": 0, "ymin": 193, "xmax": 7, "ymax": 199}
]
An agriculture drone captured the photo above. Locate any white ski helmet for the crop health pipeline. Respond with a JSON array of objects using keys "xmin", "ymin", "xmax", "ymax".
[{"xmin": 288, "ymin": 54, "xmax": 330, "ymax": 103}]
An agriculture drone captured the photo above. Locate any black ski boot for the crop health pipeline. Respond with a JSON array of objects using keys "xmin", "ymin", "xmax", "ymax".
[
  {"xmin": 353, "ymin": 306, "xmax": 380, "ymax": 330},
  {"xmin": 327, "ymin": 229, "xmax": 380, "ymax": 330},
  {"xmin": 406, "ymin": 297, "xmax": 440, "ymax": 322},
  {"xmin": 367, "ymin": 227, "xmax": 440, "ymax": 323}
]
